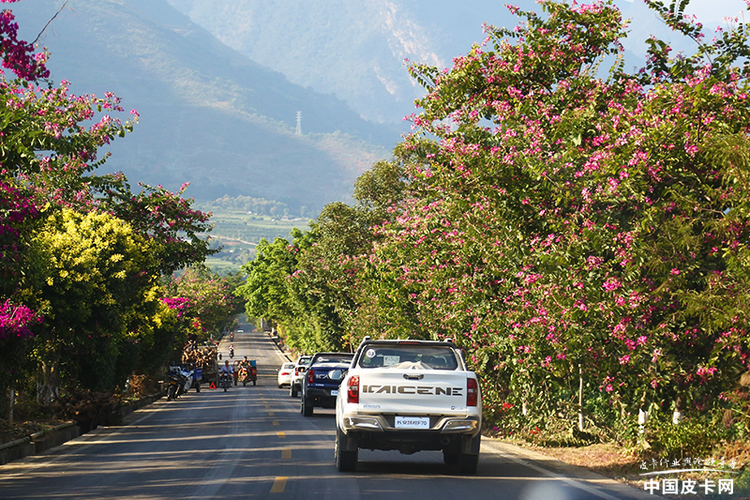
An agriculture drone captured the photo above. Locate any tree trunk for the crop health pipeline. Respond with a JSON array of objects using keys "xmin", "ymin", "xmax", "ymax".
[
  {"xmin": 578, "ymin": 365, "xmax": 584, "ymax": 431},
  {"xmin": 7, "ymin": 386, "xmax": 14, "ymax": 424},
  {"xmin": 37, "ymin": 360, "xmax": 60, "ymax": 404}
]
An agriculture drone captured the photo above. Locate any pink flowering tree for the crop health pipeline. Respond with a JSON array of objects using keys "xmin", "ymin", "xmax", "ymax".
[
  {"xmin": 333, "ymin": 0, "xmax": 750, "ymax": 451},
  {"xmin": 163, "ymin": 266, "xmax": 243, "ymax": 344},
  {"xmin": 1, "ymin": 0, "xmax": 215, "ymax": 402}
]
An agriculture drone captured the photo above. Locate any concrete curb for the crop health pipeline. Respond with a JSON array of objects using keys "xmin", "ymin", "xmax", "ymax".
[
  {"xmin": 0, "ymin": 393, "xmax": 163, "ymax": 466},
  {"xmin": 0, "ymin": 422, "xmax": 80, "ymax": 466}
]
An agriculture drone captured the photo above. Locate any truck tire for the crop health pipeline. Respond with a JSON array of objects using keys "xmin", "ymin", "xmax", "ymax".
[
  {"xmin": 302, "ymin": 396, "xmax": 313, "ymax": 416},
  {"xmin": 335, "ymin": 426, "xmax": 358, "ymax": 472},
  {"xmin": 443, "ymin": 451, "xmax": 459, "ymax": 465},
  {"xmin": 457, "ymin": 434, "xmax": 481, "ymax": 474},
  {"xmin": 458, "ymin": 453, "xmax": 479, "ymax": 474}
]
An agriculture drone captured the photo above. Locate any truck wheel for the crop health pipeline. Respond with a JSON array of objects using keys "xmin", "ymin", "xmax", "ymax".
[
  {"xmin": 457, "ymin": 434, "xmax": 481, "ymax": 474},
  {"xmin": 302, "ymin": 396, "xmax": 313, "ymax": 417},
  {"xmin": 290, "ymin": 384, "xmax": 298, "ymax": 398},
  {"xmin": 443, "ymin": 451, "xmax": 459, "ymax": 465},
  {"xmin": 335, "ymin": 426, "xmax": 358, "ymax": 472},
  {"xmin": 458, "ymin": 453, "xmax": 479, "ymax": 474}
]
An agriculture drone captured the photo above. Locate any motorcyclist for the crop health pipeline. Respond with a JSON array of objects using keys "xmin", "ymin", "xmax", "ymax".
[
  {"xmin": 235, "ymin": 356, "xmax": 248, "ymax": 384},
  {"xmin": 220, "ymin": 360, "xmax": 234, "ymax": 375},
  {"xmin": 219, "ymin": 360, "xmax": 233, "ymax": 391},
  {"xmin": 229, "ymin": 344, "xmax": 234, "ymax": 358}
]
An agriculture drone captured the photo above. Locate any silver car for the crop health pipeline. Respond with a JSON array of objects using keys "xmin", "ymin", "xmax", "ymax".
[{"xmin": 289, "ymin": 355, "xmax": 312, "ymax": 397}]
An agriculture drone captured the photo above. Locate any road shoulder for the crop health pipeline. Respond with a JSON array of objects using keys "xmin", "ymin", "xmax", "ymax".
[{"xmin": 483, "ymin": 438, "xmax": 662, "ymax": 500}]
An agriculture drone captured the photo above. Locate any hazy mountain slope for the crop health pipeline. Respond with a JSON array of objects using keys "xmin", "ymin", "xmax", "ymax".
[
  {"xmin": 168, "ymin": 0, "xmax": 748, "ymax": 126},
  {"xmin": 167, "ymin": 0, "xmax": 500, "ymax": 124},
  {"xmin": 10, "ymin": 0, "xmax": 396, "ymax": 210}
]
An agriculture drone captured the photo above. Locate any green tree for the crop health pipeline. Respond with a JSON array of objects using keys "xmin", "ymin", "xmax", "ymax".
[
  {"xmin": 1, "ymin": 1, "xmax": 215, "ymax": 410},
  {"xmin": 163, "ymin": 266, "xmax": 243, "ymax": 342},
  {"xmin": 33, "ymin": 209, "xmax": 157, "ymax": 396}
]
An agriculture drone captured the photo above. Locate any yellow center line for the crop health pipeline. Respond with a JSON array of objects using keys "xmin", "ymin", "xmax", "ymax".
[
  {"xmin": 272, "ymin": 420, "xmax": 279, "ymax": 426},
  {"xmin": 268, "ymin": 411, "xmax": 275, "ymax": 416},
  {"xmin": 282, "ymin": 448, "xmax": 292, "ymax": 459},
  {"xmin": 277, "ymin": 431, "xmax": 286, "ymax": 438},
  {"xmin": 270, "ymin": 476, "xmax": 288, "ymax": 493}
]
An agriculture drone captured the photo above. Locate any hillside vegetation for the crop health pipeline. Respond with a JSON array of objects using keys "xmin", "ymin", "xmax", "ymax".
[{"xmin": 11, "ymin": 0, "xmax": 396, "ymax": 211}]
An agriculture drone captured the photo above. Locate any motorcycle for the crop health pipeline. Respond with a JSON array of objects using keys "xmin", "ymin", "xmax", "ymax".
[
  {"xmin": 229, "ymin": 346, "xmax": 234, "ymax": 359},
  {"xmin": 242, "ymin": 360, "xmax": 257, "ymax": 386},
  {"xmin": 166, "ymin": 366, "xmax": 183, "ymax": 400},
  {"xmin": 219, "ymin": 372, "xmax": 232, "ymax": 392},
  {"xmin": 178, "ymin": 367, "xmax": 194, "ymax": 396},
  {"xmin": 238, "ymin": 365, "xmax": 249, "ymax": 386}
]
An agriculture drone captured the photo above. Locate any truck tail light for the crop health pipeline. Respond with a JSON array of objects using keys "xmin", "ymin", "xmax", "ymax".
[
  {"xmin": 467, "ymin": 378, "xmax": 478, "ymax": 407},
  {"xmin": 307, "ymin": 368, "xmax": 315, "ymax": 384},
  {"xmin": 348, "ymin": 375, "xmax": 359, "ymax": 404}
]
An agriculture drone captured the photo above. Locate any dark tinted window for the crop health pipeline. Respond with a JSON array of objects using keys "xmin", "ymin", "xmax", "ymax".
[
  {"xmin": 358, "ymin": 346, "xmax": 458, "ymax": 370},
  {"xmin": 313, "ymin": 354, "xmax": 353, "ymax": 364}
]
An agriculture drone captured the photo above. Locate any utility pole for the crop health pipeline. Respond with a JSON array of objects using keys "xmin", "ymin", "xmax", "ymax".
[{"xmin": 295, "ymin": 111, "xmax": 302, "ymax": 136}]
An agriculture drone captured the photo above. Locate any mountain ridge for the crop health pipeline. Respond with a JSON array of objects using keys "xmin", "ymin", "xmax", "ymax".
[{"xmin": 10, "ymin": 0, "xmax": 398, "ymax": 210}]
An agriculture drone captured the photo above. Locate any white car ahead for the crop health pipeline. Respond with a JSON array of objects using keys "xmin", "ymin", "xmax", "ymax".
[{"xmin": 277, "ymin": 362, "xmax": 295, "ymax": 388}]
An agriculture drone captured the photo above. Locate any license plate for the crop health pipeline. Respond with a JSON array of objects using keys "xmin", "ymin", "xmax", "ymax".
[
  {"xmin": 395, "ymin": 416, "xmax": 430, "ymax": 429},
  {"xmin": 330, "ymin": 390, "xmax": 338, "ymax": 396}
]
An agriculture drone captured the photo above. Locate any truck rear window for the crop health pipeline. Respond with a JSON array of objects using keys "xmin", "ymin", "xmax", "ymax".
[
  {"xmin": 313, "ymin": 354, "xmax": 353, "ymax": 364},
  {"xmin": 358, "ymin": 346, "xmax": 458, "ymax": 370}
]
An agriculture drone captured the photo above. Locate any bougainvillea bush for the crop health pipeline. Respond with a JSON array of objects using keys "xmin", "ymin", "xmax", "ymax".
[{"xmin": 362, "ymin": 0, "xmax": 750, "ymax": 451}]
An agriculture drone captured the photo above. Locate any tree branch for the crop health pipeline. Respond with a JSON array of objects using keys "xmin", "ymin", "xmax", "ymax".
[{"xmin": 32, "ymin": 0, "xmax": 69, "ymax": 46}]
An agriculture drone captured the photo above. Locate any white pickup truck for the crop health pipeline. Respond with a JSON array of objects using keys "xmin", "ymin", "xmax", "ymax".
[{"xmin": 334, "ymin": 337, "xmax": 482, "ymax": 473}]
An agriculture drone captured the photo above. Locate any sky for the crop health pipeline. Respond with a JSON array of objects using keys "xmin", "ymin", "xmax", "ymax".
[{"xmin": 618, "ymin": 0, "xmax": 748, "ymax": 22}]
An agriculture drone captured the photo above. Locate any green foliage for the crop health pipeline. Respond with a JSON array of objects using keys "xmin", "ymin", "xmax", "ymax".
[
  {"xmin": 33, "ymin": 209, "xmax": 157, "ymax": 392},
  {"xmin": 237, "ymin": 237, "xmax": 301, "ymax": 325},
  {"xmin": 163, "ymin": 266, "xmax": 242, "ymax": 342},
  {"xmin": 644, "ymin": 409, "xmax": 733, "ymax": 459}
]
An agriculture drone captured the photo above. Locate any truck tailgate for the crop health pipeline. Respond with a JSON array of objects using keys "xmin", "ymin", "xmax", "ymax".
[{"xmin": 358, "ymin": 369, "xmax": 470, "ymax": 414}]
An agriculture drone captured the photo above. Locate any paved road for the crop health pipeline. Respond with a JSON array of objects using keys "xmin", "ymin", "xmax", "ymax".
[{"xmin": 0, "ymin": 323, "xmax": 652, "ymax": 500}]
